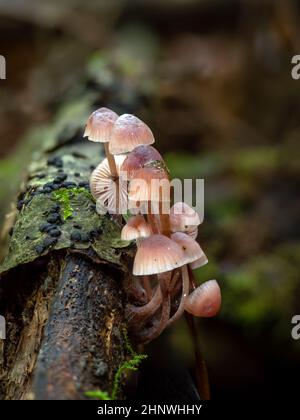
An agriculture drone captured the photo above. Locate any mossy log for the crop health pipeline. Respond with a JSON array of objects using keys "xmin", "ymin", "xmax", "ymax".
[{"xmin": 0, "ymin": 112, "xmax": 134, "ymax": 400}]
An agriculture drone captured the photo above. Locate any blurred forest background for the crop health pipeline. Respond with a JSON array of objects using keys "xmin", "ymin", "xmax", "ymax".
[{"xmin": 0, "ymin": 0, "xmax": 300, "ymax": 399}]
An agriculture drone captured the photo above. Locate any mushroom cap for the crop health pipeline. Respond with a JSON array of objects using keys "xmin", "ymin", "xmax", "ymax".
[
  {"xmin": 133, "ymin": 234, "xmax": 185, "ymax": 276},
  {"xmin": 184, "ymin": 280, "xmax": 221, "ymax": 317},
  {"xmin": 128, "ymin": 166, "xmax": 170, "ymax": 206},
  {"xmin": 109, "ymin": 114, "xmax": 155, "ymax": 155},
  {"xmin": 171, "ymin": 232, "xmax": 204, "ymax": 264},
  {"xmin": 189, "ymin": 253, "xmax": 208, "ymax": 270},
  {"xmin": 121, "ymin": 145, "xmax": 163, "ymax": 180},
  {"xmin": 187, "ymin": 227, "xmax": 198, "ymax": 240},
  {"xmin": 90, "ymin": 155, "xmax": 128, "ymax": 214},
  {"xmin": 84, "ymin": 107, "xmax": 118, "ymax": 143},
  {"xmin": 170, "ymin": 202, "xmax": 201, "ymax": 233},
  {"xmin": 121, "ymin": 215, "xmax": 152, "ymax": 241}
]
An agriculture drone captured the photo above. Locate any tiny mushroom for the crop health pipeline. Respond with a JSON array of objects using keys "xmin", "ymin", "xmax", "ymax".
[
  {"xmin": 121, "ymin": 145, "xmax": 163, "ymax": 180},
  {"xmin": 170, "ymin": 202, "xmax": 201, "ymax": 234},
  {"xmin": 84, "ymin": 107, "xmax": 118, "ymax": 143},
  {"xmin": 121, "ymin": 215, "xmax": 152, "ymax": 241},
  {"xmin": 109, "ymin": 114, "xmax": 155, "ymax": 155},
  {"xmin": 184, "ymin": 280, "xmax": 221, "ymax": 318},
  {"xmin": 133, "ymin": 234, "xmax": 185, "ymax": 276},
  {"xmin": 84, "ymin": 107, "xmax": 119, "ymax": 178},
  {"xmin": 90, "ymin": 155, "xmax": 127, "ymax": 214},
  {"xmin": 171, "ymin": 232, "xmax": 204, "ymax": 265}
]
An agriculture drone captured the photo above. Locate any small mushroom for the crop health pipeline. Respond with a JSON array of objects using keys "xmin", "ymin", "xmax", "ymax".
[
  {"xmin": 184, "ymin": 280, "xmax": 221, "ymax": 317},
  {"xmin": 170, "ymin": 202, "xmax": 201, "ymax": 234},
  {"xmin": 109, "ymin": 114, "xmax": 155, "ymax": 155},
  {"xmin": 133, "ymin": 234, "xmax": 185, "ymax": 276},
  {"xmin": 84, "ymin": 107, "xmax": 119, "ymax": 179},
  {"xmin": 171, "ymin": 231, "xmax": 204, "ymax": 265},
  {"xmin": 128, "ymin": 166, "xmax": 170, "ymax": 205},
  {"xmin": 121, "ymin": 215, "xmax": 152, "ymax": 241},
  {"xmin": 121, "ymin": 145, "xmax": 163, "ymax": 180},
  {"xmin": 90, "ymin": 155, "xmax": 128, "ymax": 214},
  {"xmin": 84, "ymin": 107, "xmax": 118, "ymax": 143},
  {"xmin": 189, "ymin": 253, "xmax": 208, "ymax": 270}
]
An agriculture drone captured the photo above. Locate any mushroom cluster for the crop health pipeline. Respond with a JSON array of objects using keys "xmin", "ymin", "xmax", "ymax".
[{"xmin": 84, "ymin": 107, "xmax": 221, "ymax": 344}]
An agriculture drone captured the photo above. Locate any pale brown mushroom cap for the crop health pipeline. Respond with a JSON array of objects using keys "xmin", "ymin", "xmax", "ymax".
[
  {"xmin": 109, "ymin": 114, "xmax": 155, "ymax": 155},
  {"xmin": 170, "ymin": 202, "xmax": 201, "ymax": 233},
  {"xmin": 189, "ymin": 253, "xmax": 208, "ymax": 270},
  {"xmin": 128, "ymin": 166, "xmax": 170, "ymax": 206},
  {"xmin": 121, "ymin": 215, "xmax": 152, "ymax": 241},
  {"xmin": 84, "ymin": 107, "xmax": 118, "ymax": 142},
  {"xmin": 90, "ymin": 155, "xmax": 127, "ymax": 213},
  {"xmin": 171, "ymin": 232, "xmax": 204, "ymax": 264},
  {"xmin": 184, "ymin": 280, "xmax": 221, "ymax": 317},
  {"xmin": 133, "ymin": 234, "xmax": 185, "ymax": 276},
  {"xmin": 121, "ymin": 145, "xmax": 163, "ymax": 180}
]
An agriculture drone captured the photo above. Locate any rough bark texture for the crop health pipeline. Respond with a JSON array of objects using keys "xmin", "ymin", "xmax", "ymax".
[
  {"xmin": 0, "ymin": 114, "xmax": 134, "ymax": 401},
  {"xmin": 0, "ymin": 30, "xmax": 157, "ymax": 400}
]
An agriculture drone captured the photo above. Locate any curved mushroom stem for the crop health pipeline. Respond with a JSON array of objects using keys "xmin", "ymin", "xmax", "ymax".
[
  {"xmin": 170, "ymin": 269, "xmax": 182, "ymax": 298},
  {"xmin": 142, "ymin": 275, "xmax": 153, "ymax": 301},
  {"xmin": 126, "ymin": 284, "xmax": 162, "ymax": 324},
  {"xmin": 167, "ymin": 264, "xmax": 190, "ymax": 327},
  {"xmin": 137, "ymin": 271, "xmax": 171, "ymax": 344}
]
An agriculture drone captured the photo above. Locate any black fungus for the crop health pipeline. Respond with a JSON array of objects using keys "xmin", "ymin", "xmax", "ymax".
[
  {"xmin": 42, "ymin": 187, "xmax": 52, "ymax": 194},
  {"xmin": 90, "ymin": 204, "xmax": 96, "ymax": 212},
  {"xmin": 43, "ymin": 237, "xmax": 58, "ymax": 248},
  {"xmin": 35, "ymin": 245, "xmax": 45, "ymax": 255},
  {"xmin": 54, "ymin": 173, "xmax": 67, "ymax": 183},
  {"xmin": 17, "ymin": 200, "xmax": 24, "ymax": 211},
  {"xmin": 90, "ymin": 165, "xmax": 96, "ymax": 171},
  {"xmin": 49, "ymin": 204, "xmax": 61, "ymax": 213},
  {"xmin": 47, "ymin": 156, "xmax": 63, "ymax": 168},
  {"xmin": 70, "ymin": 231, "xmax": 82, "ymax": 242},
  {"xmin": 49, "ymin": 228, "xmax": 61, "ymax": 238},
  {"xmin": 47, "ymin": 213, "xmax": 60, "ymax": 224},
  {"xmin": 74, "ymin": 172, "xmax": 81, "ymax": 177},
  {"xmin": 73, "ymin": 224, "xmax": 82, "ymax": 229},
  {"xmin": 61, "ymin": 181, "xmax": 77, "ymax": 189},
  {"xmin": 81, "ymin": 233, "xmax": 89, "ymax": 243},
  {"xmin": 39, "ymin": 223, "xmax": 54, "ymax": 233},
  {"xmin": 8, "ymin": 227, "xmax": 14, "ymax": 236}
]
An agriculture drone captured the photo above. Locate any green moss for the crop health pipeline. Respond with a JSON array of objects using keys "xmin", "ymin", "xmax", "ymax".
[
  {"xmin": 85, "ymin": 329, "xmax": 147, "ymax": 400},
  {"xmin": 84, "ymin": 390, "xmax": 112, "ymax": 401},
  {"xmin": 111, "ymin": 352, "xmax": 147, "ymax": 400},
  {"xmin": 53, "ymin": 188, "xmax": 93, "ymax": 220}
]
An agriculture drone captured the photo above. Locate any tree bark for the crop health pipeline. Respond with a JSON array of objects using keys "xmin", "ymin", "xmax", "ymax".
[{"xmin": 0, "ymin": 120, "xmax": 133, "ymax": 401}]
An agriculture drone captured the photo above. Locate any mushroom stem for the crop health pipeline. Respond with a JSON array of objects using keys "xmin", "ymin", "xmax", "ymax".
[
  {"xmin": 138, "ymin": 271, "xmax": 171, "ymax": 344},
  {"xmin": 167, "ymin": 265, "xmax": 190, "ymax": 327},
  {"xmin": 146, "ymin": 206, "xmax": 160, "ymax": 234},
  {"xmin": 142, "ymin": 276, "xmax": 153, "ymax": 301},
  {"xmin": 104, "ymin": 142, "xmax": 118, "ymax": 180},
  {"xmin": 126, "ymin": 284, "xmax": 162, "ymax": 324},
  {"xmin": 160, "ymin": 213, "xmax": 171, "ymax": 237},
  {"xmin": 185, "ymin": 266, "xmax": 210, "ymax": 400},
  {"xmin": 185, "ymin": 312, "xmax": 211, "ymax": 400}
]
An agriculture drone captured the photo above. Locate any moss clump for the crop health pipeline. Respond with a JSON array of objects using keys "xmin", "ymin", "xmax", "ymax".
[
  {"xmin": 53, "ymin": 187, "xmax": 93, "ymax": 220},
  {"xmin": 85, "ymin": 329, "xmax": 147, "ymax": 400}
]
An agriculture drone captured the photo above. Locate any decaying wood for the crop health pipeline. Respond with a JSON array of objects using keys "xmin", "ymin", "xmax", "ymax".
[
  {"xmin": 0, "ymin": 30, "xmax": 158, "ymax": 400},
  {"xmin": 0, "ymin": 128, "xmax": 133, "ymax": 401}
]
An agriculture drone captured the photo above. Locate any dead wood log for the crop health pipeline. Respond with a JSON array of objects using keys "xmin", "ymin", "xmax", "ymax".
[{"xmin": 0, "ymin": 107, "xmax": 134, "ymax": 400}]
